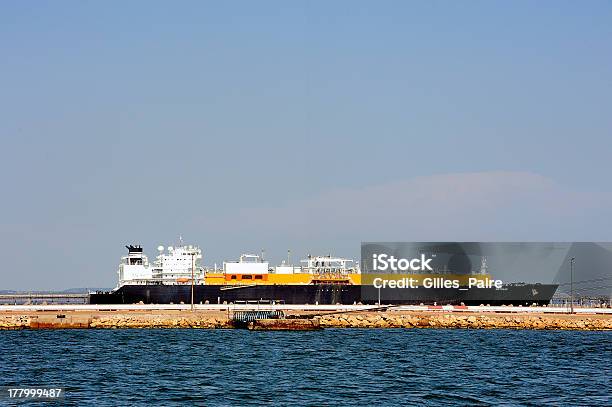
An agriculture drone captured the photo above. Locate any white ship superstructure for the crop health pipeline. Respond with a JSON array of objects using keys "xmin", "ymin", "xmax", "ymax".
[
  {"xmin": 117, "ymin": 243, "xmax": 203, "ymax": 288},
  {"xmin": 117, "ymin": 245, "xmax": 152, "ymax": 286},
  {"xmin": 301, "ymin": 255, "xmax": 358, "ymax": 275},
  {"xmin": 152, "ymin": 244, "xmax": 203, "ymax": 284},
  {"xmin": 117, "ymin": 243, "xmax": 359, "ymax": 288}
]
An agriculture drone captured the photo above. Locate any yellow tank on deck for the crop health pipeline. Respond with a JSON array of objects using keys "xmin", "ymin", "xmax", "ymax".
[{"xmin": 204, "ymin": 273, "xmax": 362, "ymax": 285}]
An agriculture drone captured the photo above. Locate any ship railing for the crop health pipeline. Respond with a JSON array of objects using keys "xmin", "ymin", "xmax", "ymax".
[
  {"xmin": 233, "ymin": 299, "xmax": 286, "ymax": 305},
  {"xmin": 232, "ymin": 310, "xmax": 285, "ymax": 323}
]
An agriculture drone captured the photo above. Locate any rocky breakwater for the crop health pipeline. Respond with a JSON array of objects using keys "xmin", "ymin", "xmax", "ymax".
[
  {"xmin": 1, "ymin": 311, "xmax": 610, "ymax": 330},
  {"xmin": 0, "ymin": 312, "xmax": 232, "ymax": 329},
  {"xmin": 0, "ymin": 315, "xmax": 32, "ymax": 329},
  {"xmin": 89, "ymin": 313, "xmax": 231, "ymax": 329},
  {"xmin": 317, "ymin": 312, "xmax": 612, "ymax": 330}
]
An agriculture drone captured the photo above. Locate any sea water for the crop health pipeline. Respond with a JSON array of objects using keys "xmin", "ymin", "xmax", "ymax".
[{"xmin": 1, "ymin": 329, "xmax": 610, "ymax": 406}]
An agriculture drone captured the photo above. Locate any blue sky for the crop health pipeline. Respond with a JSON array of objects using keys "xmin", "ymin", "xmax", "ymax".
[{"xmin": 1, "ymin": 1, "xmax": 611, "ymax": 289}]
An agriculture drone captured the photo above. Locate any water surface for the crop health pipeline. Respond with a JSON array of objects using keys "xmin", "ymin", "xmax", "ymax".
[{"xmin": 1, "ymin": 329, "xmax": 610, "ymax": 406}]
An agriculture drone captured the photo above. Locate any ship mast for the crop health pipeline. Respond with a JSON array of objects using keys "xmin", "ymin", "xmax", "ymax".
[{"xmin": 191, "ymin": 252, "xmax": 195, "ymax": 311}]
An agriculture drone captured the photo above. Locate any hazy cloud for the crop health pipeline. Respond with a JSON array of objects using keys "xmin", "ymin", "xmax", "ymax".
[{"xmin": 201, "ymin": 171, "xmax": 612, "ymax": 245}]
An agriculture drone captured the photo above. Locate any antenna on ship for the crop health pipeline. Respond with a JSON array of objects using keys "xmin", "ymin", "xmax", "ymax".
[
  {"xmin": 287, "ymin": 249, "xmax": 291, "ymax": 266},
  {"xmin": 480, "ymin": 256, "xmax": 488, "ymax": 275},
  {"xmin": 261, "ymin": 249, "xmax": 265, "ymax": 262}
]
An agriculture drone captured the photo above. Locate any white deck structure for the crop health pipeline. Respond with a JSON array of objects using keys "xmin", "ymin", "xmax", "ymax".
[{"xmin": 118, "ymin": 242, "xmax": 203, "ymax": 287}]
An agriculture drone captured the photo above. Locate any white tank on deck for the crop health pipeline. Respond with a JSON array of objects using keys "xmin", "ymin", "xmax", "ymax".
[{"xmin": 224, "ymin": 254, "xmax": 269, "ymax": 274}]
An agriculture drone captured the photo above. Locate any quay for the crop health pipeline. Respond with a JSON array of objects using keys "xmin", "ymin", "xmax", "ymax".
[
  {"xmin": 0, "ymin": 303, "xmax": 611, "ymax": 314},
  {"xmin": 0, "ymin": 304, "xmax": 610, "ymax": 330}
]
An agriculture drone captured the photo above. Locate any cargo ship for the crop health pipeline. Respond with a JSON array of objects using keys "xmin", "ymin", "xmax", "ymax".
[{"xmin": 89, "ymin": 242, "xmax": 558, "ymax": 305}]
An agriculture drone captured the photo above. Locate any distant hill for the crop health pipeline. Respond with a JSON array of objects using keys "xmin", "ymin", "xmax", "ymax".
[{"xmin": 0, "ymin": 288, "xmax": 110, "ymax": 294}]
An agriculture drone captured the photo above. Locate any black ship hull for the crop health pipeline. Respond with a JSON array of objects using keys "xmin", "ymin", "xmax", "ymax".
[{"xmin": 89, "ymin": 283, "xmax": 558, "ymax": 306}]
